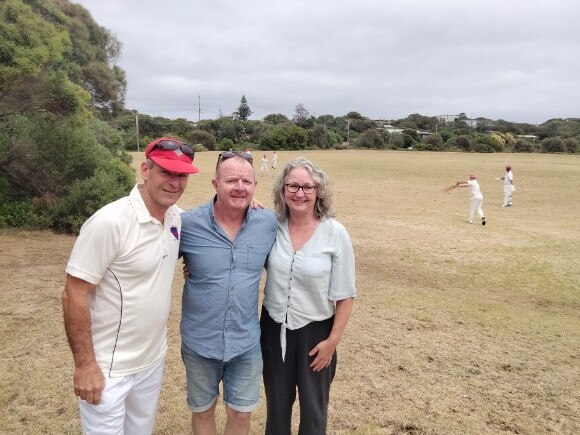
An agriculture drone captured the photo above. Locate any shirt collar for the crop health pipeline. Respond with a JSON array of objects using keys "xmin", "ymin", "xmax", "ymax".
[{"xmin": 129, "ymin": 184, "xmax": 179, "ymax": 224}]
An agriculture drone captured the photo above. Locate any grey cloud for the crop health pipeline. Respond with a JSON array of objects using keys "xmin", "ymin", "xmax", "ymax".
[{"xmin": 76, "ymin": 0, "xmax": 580, "ymax": 123}]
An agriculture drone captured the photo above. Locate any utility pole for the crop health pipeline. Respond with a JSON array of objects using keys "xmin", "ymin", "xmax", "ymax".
[
  {"xmin": 135, "ymin": 112, "xmax": 140, "ymax": 152},
  {"xmin": 198, "ymin": 94, "xmax": 201, "ymax": 122}
]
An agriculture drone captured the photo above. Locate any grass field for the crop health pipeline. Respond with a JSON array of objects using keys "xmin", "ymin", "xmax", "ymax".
[{"xmin": 1, "ymin": 150, "xmax": 579, "ymax": 434}]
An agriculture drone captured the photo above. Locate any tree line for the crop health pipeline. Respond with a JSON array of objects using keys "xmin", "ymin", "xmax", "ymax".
[
  {"xmin": 1, "ymin": 0, "xmax": 577, "ymax": 233},
  {"xmin": 114, "ymin": 103, "xmax": 580, "ymax": 155}
]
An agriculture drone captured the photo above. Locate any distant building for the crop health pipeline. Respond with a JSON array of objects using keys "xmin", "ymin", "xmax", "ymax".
[
  {"xmin": 437, "ymin": 114, "xmax": 477, "ymax": 128},
  {"xmin": 518, "ymin": 134, "xmax": 539, "ymax": 141},
  {"xmin": 374, "ymin": 120, "xmax": 432, "ymax": 138},
  {"xmin": 374, "ymin": 120, "xmax": 404, "ymax": 134},
  {"xmin": 437, "ymin": 114, "xmax": 459, "ymax": 123}
]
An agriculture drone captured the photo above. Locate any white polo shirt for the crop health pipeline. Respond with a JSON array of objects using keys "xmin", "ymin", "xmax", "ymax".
[
  {"xmin": 66, "ymin": 184, "xmax": 181, "ymax": 377},
  {"xmin": 504, "ymin": 170, "xmax": 513, "ymax": 190},
  {"xmin": 467, "ymin": 179, "xmax": 483, "ymax": 199}
]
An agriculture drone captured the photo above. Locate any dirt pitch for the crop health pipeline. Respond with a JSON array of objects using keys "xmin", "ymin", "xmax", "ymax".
[{"xmin": 1, "ymin": 150, "xmax": 579, "ymax": 434}]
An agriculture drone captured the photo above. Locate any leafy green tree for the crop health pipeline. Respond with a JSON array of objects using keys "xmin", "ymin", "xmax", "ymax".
[
  {"xmin": 397, "ymin": 120, "xmax": 419, "ymax": 130},
  {"xmin": 216, "ymin": 117, "xmax": 245, "ymax": 143},
  {"xmin": 472, "ymin": 142, "xmax": 495, "ymax": 153},
  {"xmin": 218, "ymin": 138, "xmax": 234, "ymax": 151},
  {"xmin": 408, "ymin": 114, "xmax": 438, "ymax": 131},
  {"xmin": 388, "ymin": 133, "xmax": 405, "ymax": 149},
  {"xmin": 234, "ymin": 95, "xmax": 252, "ymax": 121},
  {"xmin": 0, "ymin": 0, "xmax": 90, "ymax": 117},
  {"xmin": 540, "ymin": 137, "xmax": 564, "ymax": 153},
  {"xmin": 52, "ymin": 0, "xmax": 127, "ymax": 117},
  {"xmin": 263, "ymin": 113, "xmax": 289, "ymax": 124},
  {"xmin": 308, "ymin": 124, "xmax": 331, "ymax": 149},
  {"xmin": 451, "ymin": 135, "xmax": 473, "ymax": 151},
  {"xmin": 563, "ymin": 138, "xmax": 578, "ymax": 153},
  {"xmin": 187, "ymin": 129, "xmax": 216, "ymax": 151},
  {"xmin": 0, "ymin": 0, "xmax": 135, "ymax": 233},
  {"xmin": 0, "ymin": 113, "xmax": 134, "ymax": 232},
  {"xmin": 171, "ymin": 118, "xmax": 195, "ymax": 138},
  {"xmin": 418, "ymin": 133, "xmax": 444, "ymax": 151},
  {"xmin": 245, "ymin": 120, "xmax": 268, "ymax": 144},
  {"xmin": 538, "ymin": 118, "xmax": 580, "ymax": 140},
  {"xmin": 316, "ymin": 115, "xmax": 336, "ymax": 127},
  {"xmin": 477, "ymin": 134, "xmax": 504, "ymax": 152},
  {"xmin": 292, "ymin": 103, "xmax": 310, "ymax": 128},
  {"xmin": 513, "ymin": 139, "xmax": 535, "ymax": 153},
  {"xmin": 0, "ymin": 0, "xmax": 127, "ymax": 118},
  {"xmin": 260, "ymin": 124, "xmax": 307, "ymax": 150},
  {"xmin": 357, "ymin": 128, "xmax": 383, "ymax": 149},
  {"xmin": 439, "ymin": 130, "xmax": 453, "ymax": 143}
]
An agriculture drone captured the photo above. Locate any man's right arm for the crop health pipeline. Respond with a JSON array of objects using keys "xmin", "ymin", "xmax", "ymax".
[{"xmin": 62, "ymin": 274, "xmax": 105, "ymax": 404}]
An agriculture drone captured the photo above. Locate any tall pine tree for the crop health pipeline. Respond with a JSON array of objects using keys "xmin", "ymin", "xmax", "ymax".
[{"xmin": 235, "ymin": 95, "xmax": 252, "ymax": 121}]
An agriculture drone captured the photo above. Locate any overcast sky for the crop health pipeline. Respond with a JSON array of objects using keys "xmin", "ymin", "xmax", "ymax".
[{"xmin": 74, "ymin": 0, "xmax": 579, "ymax": 124}]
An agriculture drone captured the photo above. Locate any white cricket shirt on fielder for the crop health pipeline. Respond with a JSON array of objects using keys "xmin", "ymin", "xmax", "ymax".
[{"xmin": 467, "ymin": 179, "xmax": 483, "ymax": 199}]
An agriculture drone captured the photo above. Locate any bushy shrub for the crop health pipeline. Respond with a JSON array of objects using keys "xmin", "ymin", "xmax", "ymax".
[
  {"xmin": 472, "ymin": 142, "xmax": 495, "ymax": 153},
  {"xmin": 188, "ymin": 130, "xmax": 216, "ymax": 151},
  {"xmin": 0, "ymin": 113, "xmax": 136, "ymax": 233},
  {"xmin": 332, "ymin": 141, "xmax": 351, "ymax": 150},
  {"xmin": 418, "ymin": 134, "xmax": 444, "ymax": 151},
  {"xmin": 48, "ymin": 163, "xmax": 134, "ymax": 233},
  {"xmin": 388, "ymin": 133, "xmax": 405, "ymax": 149},
  {"xmin": 563, "ymin": 138, "xmax": 578, "ymax": 153},
  {"xmin": 191, "ymin": 143, "xmax": 208, "ymax": 153},
  {"xmin": 357, "ymin": 128, "xmax": 383, "ymax": 149},
  {"xmin": 473, "ymin": 134, "xmax": 502, "ymax": 152},
  {"xmin": 0, "ymin": 199, "xmax": 51, "ymax": 229},
  {"xmin": 450, "ymin": 135, "xmax": 473, "ymax": 151},
  {"xmin": 259, "ymin": 124, "xmax": 307, "ymax": 150},
  {"xmin": 218, "ymin": 138, "xmax": 234, "ymax": 151},
  {"xmin": 540, "ymin": 137, "xmax": 564, "ymax": 153},
  {"xmin": 513, "ymin": 139, "xmax": 535, "ymax": 153}
]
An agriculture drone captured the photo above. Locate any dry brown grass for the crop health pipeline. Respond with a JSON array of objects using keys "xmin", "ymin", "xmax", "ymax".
[{"xmin": 1, "ymin": 150, "xmax": 579, "ymax": 434}]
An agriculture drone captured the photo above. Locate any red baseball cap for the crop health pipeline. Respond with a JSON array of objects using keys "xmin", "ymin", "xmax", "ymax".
[{"xmin": 145, "ymin": 137, "xmax": 199, "ymax": 174}]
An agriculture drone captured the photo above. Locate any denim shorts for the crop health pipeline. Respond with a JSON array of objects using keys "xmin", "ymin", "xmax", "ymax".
[{"xmin": 181, "ymin": 342, "xmax": 263, "ymax": 412}]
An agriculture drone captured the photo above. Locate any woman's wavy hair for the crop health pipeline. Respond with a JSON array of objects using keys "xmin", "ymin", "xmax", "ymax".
[{"xmin": 272, "ymin": 157, "xmax": 334, "ymax": 220}]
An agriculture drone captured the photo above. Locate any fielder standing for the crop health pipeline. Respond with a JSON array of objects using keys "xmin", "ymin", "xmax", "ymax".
[{"xmin": 497, "ymin": 165, "xmax": 514, "ymax": 207}]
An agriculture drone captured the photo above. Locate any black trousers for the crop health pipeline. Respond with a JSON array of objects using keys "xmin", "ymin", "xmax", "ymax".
[{"xmin": 260, "ymin": 307, "xmax": 336, "ymax": 435}]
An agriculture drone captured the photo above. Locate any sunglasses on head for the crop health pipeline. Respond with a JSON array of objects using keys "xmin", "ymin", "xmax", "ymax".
[
  {"xmin": 217, "ymin": 151, "xmax": 253, "ymax": 164},
  {"xmin": 152, "ymin": 140, "xmax": 194, "ymax": 158}
]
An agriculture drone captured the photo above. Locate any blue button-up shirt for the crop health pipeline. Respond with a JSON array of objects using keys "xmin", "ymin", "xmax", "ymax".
[{"xmin": 180, "ymin": 198, "xmax": 277, "ymax": 361}]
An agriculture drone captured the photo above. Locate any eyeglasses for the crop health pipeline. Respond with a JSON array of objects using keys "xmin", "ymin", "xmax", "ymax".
[
  {"xmin": 151, "ymin": 140, "xmax": 194, "ymax": 158},
  {"xmin": 217, "ymin": 151, "xmax": 253, "ymax": 165},
  {"xmin": 285, "ymin": 183, "xmax": 316, "ymax": 194}
]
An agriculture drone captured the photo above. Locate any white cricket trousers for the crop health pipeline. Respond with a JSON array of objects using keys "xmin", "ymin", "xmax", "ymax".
[
  {"xmin": 503, "ymin": 187, "xmax": 512, "ymax": 206},
  {"xmin": 468, "ymin": 196, "xmax": 484, "ymax": 222},
  {"xmin": 79, "ymin": 358, "xmax": 165, "ymax": 435}
]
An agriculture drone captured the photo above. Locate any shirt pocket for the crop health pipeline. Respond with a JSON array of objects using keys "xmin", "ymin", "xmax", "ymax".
[
  {"xmin": 297, "ymin": 253, "xmax": 332, "ymax": 278},
  {"xmin": 245, "ymin": 244, "xmax": 270, "ymax": 271}
]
